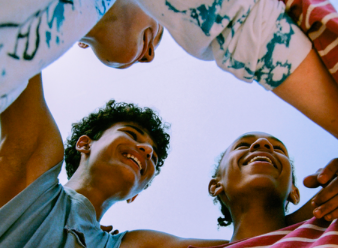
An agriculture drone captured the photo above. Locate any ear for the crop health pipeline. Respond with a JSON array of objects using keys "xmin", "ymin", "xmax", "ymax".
[
  {"xmin": 76, "ymin": 135, "xmax": 92, "ymax": 154},
  {"xmin": 78, "ymin": 42, "xmax": 89, "ymax": 49},
  {"xmin": 208, "ymin": 178, "xmax": 224, "ymax": 197},
  {"xmin": 287, "ymin": 185, "xmax": 300, "ymax": 205},
  {"xmin": 126, "ymin": 194, "xmax": 138, "ymax": 204}
]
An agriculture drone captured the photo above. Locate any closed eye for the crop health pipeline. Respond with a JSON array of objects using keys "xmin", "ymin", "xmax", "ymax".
[
  {"xmin": 235, "ymin": 142, "xmax": 250, "ymax": 149},
  {"xmin": 125, "ymin": 130, "xmax": 137, "ymax": 140},
  {"xmin": 273, "ymin": 145, "xmax": 286, "ymax": 154},
  {"xmin": 152, "ymin": 154, "xmax": 158, "ymax": 165}
]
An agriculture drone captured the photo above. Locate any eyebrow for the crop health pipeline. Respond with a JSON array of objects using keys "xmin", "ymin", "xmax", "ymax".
[
  {"xmin": 124, "ymin": 125, "xmax": 159, "ymax": 156},
  {"xmin": 125, "ymin": 125, "xmax": 144, "ymax": 135}
]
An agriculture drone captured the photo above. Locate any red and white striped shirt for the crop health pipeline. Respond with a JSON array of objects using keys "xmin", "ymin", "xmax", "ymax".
[
  {"xmin": 189, "ymin": 217, "xmax": 338, "ymax": 248},
  {"xmin": 280, "ymin": 0, "xmax": 338, "ymax": 84}
]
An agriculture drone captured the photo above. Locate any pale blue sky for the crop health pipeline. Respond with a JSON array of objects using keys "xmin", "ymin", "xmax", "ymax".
[{"xmin": 43, "ymin": 2, "xmax": 338, "ymax": 240}]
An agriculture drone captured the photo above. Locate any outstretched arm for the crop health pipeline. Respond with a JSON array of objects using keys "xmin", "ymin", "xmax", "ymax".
[
  {"xmin": 273, "ymin": 49, "xmax": 338, "ymax": 139},
  {"xmin": 0, "ymin": 73, "xmax": 64, "ymax": 207},
  {"xmin": 121, "ymin": 229, "xmax": 227, "ymax": 248}
]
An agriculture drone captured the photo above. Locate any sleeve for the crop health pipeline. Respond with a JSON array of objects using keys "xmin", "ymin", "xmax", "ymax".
[
  {"xmin": 0, "ymin": 161, "xmax": 63, "ymax": 239},
  {"xmin": 137, "ymin": 0, "xmax": 312, "ymax": 90},
  {"xmin": 0, "ymin": 0, "xmax": 115, "ymax": 113},
  {"xmin": 280, "ymin": 0, "xmax": 338, "ymax": 84}
]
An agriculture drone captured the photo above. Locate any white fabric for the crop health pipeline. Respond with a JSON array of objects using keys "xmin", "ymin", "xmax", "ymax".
[
  {"xmin": 0, "ymin": 0, "xmax": 312, "ymax": 113},
  {"xmin": 137, "ymin": 0, "xmax": 312, "ymax": 90},
  {"xmin": 0, "ymin": 0, "xmax": 115, "ymax": 113}
]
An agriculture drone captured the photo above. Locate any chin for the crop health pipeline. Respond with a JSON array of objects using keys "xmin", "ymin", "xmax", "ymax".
[
  {"xmin": 116, "ymin": 63, "xmax": 134, "ymax": 69},
  {"xmin": 100, "ymin": 59, "xmax": 135, "ymax": 69},
  {"xmin": 246, "ymin": 174, "xmax": 279, "ymax": 188}
]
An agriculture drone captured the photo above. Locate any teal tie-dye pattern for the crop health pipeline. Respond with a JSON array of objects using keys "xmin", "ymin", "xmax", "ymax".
[
  {"xmin": 165, "ymin": 0, "xmax": 230, "ymax": 36},
  {"xmin": 254, "ymin": 13, "xmax": 295, "ymax": 88},
  {"xmin": 46, "ymin": 31, "xmax": 52, "ymax": 47},
  {"xmin": 220, "ymin": 47, "xmax": 255, "ymax": 81},
  {"xmin": 162, "ymin": 0, "xmax": 309, "ymax": 89},
  {"xmin": 46, "ymin": 0, "xmax": 72, "ymax": 32},
  {"xmin": 165, "ymin": 0, "xmax": 302, "ymax": 88},
  {"xmin": 0, "ymin": 0, "xmax": 74, "ymax": 61},
  {"xmin": 95, "ymin": 0, "xmax": 112, "ymax": 17},
  {"xmin": 0, "ymin": 0, "xmax": 114, "ymax": 62}
]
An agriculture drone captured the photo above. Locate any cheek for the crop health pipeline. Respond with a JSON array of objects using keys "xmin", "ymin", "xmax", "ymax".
[
  {"xmin": 95, "ymin": 26, "xmax": 142, "ymax": 64},
  {"xmin": 279, "ymin": 159, "xmax": 294, "ymax": 190},
  {"xmin": 222, "ymin": 165, "xmax": 243, "ymax": 192}
]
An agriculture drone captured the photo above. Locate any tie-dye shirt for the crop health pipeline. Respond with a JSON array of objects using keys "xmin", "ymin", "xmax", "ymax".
[
  {"xmin": 0, "ymin": 0, "xmax": 114, "ymax": 113},
  {"xmin": 137, "ymin": 0, "xmax": 312, "ymax": 90},
  {"xmin": 189, "ymin": 217, "xmax": 338, "ymax": 248},
  {"xmin": 280, "ymin": 0, "xmax": 338, "ymax": 84}
]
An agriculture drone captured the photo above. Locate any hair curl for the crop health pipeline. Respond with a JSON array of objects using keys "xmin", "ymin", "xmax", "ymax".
[
  {"xmin": 64, "ymin": 100, "xmax": 170, "ymax": 179},
  {"xmin": 211, "ymin": 152, "xmax": 296, "ymax": 227}
]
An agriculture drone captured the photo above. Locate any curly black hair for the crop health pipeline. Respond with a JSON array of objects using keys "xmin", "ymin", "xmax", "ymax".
[
  {"xmin": 64, "ymin": 100, "xmax": 170, "ymax": 179},
  {"xmin": 211, "ymin": 151, "xmax": 296, "ymax": 227}
]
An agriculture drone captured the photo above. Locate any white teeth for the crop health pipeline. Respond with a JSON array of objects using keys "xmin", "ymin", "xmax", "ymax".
[
  {"xmin": 249, "ymin": 156, "xmax": 273, "ymax": 164},
  {"xmin": 125, "ymin": 153, "xmax": 142, "ymax": 170}
]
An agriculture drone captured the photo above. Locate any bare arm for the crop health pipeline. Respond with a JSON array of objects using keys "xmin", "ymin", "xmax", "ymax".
[
  {"xmin": 121, "ymin": 230, "xmax": 227, "ymax": 248},
  {"xmin": 286, "ymin": 159, "xmax": 338, "ymax": 225},
  {"xmin": 273, "ymin": 49, "xmax": 338, "ymax": 139},
  {"xmin": 0, "ymin": 73, "xmax": 63, "ymax": 207}
]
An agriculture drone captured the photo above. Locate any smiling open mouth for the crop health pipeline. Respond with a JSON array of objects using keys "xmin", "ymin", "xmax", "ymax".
[
  {"xmin": 123, "ymin": 153, "xmax": 143, "ymax": 171},
  {"xmin": 247, "ymin": 156, "xmax": 277, "ymax": 169}
]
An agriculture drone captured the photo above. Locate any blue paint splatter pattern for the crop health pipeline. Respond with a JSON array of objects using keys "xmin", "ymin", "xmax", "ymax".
[
  {"xmin": 255, "ymin": 13, "xmax": 295, "ymax": 88},
  {"xmin": 0, "ymin": 0, "xmax": 113, "ymax": 62},
  {"xmin": 164, "ymin": 0, "xmax": 310, "ymax": 89},
  {"xmin": 165, "ymin": 0, "xmax": 231, "ymax": 36},
  {"xmin": 0, "ymin": 0, "xmax": 74, "ymax": 61},
  {"xmin": 95, "ymin": 0, "xmax": 114, "ymax": 19}
]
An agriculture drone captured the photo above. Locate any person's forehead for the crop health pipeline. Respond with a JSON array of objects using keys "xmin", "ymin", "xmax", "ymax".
[
  {"xmin": 111, "ymin": 122, "xmax": 158, "ymax": 150},
  {"xmin": 228, "ymin": 132, "xmax": 287, "ymax": 150},
  {"xmin": 220, "ymin": 132, "xmax": 288, "ymax": 165}
]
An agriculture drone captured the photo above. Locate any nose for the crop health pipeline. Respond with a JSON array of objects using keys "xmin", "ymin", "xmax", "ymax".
[
  {"xmin": 139, "ymin": 43, "xmax": 155, "ymax": 63},
  {"xmin": 249, "ymin": 138, "xmax": 273, "ymax": 152},
  {"xmin": 137, "ymin": 143, "xmax": 154, "ymax": 160},
  {"xmin": 139, "ymin": 28, "xmax": 155, "ymax": 63}
]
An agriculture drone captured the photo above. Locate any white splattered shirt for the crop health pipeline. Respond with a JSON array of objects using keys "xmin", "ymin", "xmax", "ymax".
[
  {"xmin": 0, "ymin": 0, "xmax": 114, "ymax": 113},
  {"xmin": 137, "ymin": 0, "xmax": 312, "ymax": 89}
]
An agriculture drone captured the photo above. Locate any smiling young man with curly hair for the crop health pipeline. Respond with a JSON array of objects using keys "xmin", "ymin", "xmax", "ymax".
[{"xmin": 0, "ymin": 74, "xmax": 230, "ymax": 248}]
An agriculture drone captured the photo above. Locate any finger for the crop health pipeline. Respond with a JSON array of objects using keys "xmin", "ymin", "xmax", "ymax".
[
  {"xmin": 304, "ymin": 174, "xmax": 322, "ymax": 188},
  {"xmin": 304, "ymin": 168, "xmax": 323, "ymax": 188},
  {"xmin": 324, "ymin": 208, "xmax": 338, "ymax": 221},
  {"xmin": 313, "ymin": 194, "xmax": 338, "ymax": 219},
  {"xmin": 317, "ymin": 158, "xmax": 338, "ymax": 185},
  {"xmin": 112, "ymin": 230, "xmax": 120, "ymax": 235},
  {"xmin": 313, "ymin": 177, "xmax": 338, "ymax": 206}
]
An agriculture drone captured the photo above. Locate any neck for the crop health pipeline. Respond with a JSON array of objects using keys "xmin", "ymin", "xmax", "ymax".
[
  {"xmin": 65, "ymin": 170, "xmax": 119, "ymax": 221},
  {"xmin": 229, "ymin": 194, "xmax": 287, "ymax": 242}
]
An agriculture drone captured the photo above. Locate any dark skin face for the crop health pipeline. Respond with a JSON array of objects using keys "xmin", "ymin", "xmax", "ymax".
[
  {"xmin": 209, "ymin": 132, "xmax": 300, "ymax": 241},
  {"xmin": 79, "ymin": 0, "xmax": 163, "ymax": 69},
  {"xmin": 211, "ymin": 132, "xmax": 299, "ymax": 214}
]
